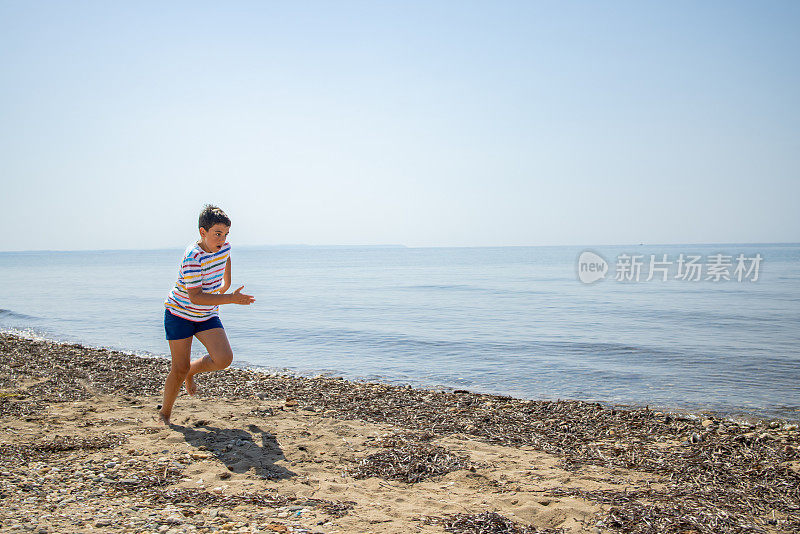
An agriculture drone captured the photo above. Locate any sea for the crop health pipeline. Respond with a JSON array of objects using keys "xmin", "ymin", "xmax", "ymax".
[{"xmin": 1, "ymin": 243, "xmax": 799, "ymax": 422}]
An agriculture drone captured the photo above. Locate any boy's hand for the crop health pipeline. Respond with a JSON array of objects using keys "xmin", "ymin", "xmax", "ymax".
[{"xmin": 231, "ymin": 285, "xmax": 255, "ymax": 305}]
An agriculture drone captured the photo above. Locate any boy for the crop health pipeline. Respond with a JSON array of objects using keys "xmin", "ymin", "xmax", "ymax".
[{"xmin": 158, "ymin": 205, "xmax": 255, "ymax": 426}]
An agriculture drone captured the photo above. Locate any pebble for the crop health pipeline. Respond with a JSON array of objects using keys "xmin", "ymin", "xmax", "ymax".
[
  {"xmin": 782, "ymin": 424, "xmax": 799, "ymax": 431},
  {"xmin": 683, "ymin": 433, "xmax": 702, "ymax": 445}
]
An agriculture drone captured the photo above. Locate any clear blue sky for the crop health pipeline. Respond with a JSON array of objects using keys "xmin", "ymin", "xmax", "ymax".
[{"xmin": 1, "ymin": 1, "xmax": 798, "ymax": 251}]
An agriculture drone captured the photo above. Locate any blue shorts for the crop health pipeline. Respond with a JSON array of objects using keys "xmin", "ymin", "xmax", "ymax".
[{"xmin": 164, "ymin": 309, "xmax": 224, "ymax": 341}]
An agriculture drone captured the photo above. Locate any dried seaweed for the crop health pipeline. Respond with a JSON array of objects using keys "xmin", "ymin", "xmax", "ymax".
[
  {"xmin": 0, "ymin": 398, "xmax": 42, "ymax": 417},
  {"xmin": 350, "ymin": 432, "xmax": 476, "ymax": 483},
  {"xmin": 34, "ymin": 433, "xmax": 126, "ymax": 452},
  {"xmin": 423, "ymin": 511, "xmax": 566, "ymax": 534},
  {"xmin": 0, "ymin": 432, "xmax": 127, "ymax": 464},
  {"xmin": 109, "ymin": 485, "xmax": 355, "ymax": 518}
]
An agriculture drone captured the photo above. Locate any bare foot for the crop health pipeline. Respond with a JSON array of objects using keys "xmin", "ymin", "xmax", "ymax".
[
  {"xmin": 155, "ymin": 411, "xmax": 171, "ymax": 426},
  {"xmin": 184, "ymin": 374, "xmax": 197, "ymax": 396}
]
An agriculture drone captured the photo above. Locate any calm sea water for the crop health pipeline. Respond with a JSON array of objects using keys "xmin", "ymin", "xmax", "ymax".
[{"xmin": 1, "ymin": 244, "xmax": 798, "ymax": 421}]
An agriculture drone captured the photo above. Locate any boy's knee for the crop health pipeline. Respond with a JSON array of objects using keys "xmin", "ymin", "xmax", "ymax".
[
  {"xmin": 219, "ymin": 351, "xmax": 233, "ymax": 369},
  {"xmin": 210, "ymin": 350, "xmax": 233, "ymax": 370}
]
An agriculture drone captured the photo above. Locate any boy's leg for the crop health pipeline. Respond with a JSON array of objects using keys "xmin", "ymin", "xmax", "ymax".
[
  {"xmin": 158, "ymin": 337, "xmax": 193, "ymax": 425},
  {"xmin": 184, "ymin": 328, "xmax": 233, "ymax": 395}
]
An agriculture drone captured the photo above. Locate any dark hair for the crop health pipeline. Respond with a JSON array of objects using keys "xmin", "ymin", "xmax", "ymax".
[{"xmin": 198, "ymin": 204, "xmax": 231, "ymax": 230}]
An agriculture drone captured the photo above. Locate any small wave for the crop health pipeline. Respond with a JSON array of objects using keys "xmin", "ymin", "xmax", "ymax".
[
  {"xmin": 0, "ymin": 308, "xmax": 38, "ymax": 321},
  {"xmin": 401, "ymin": 284, "xmax": 482, "ymax": 291},
  {"xmin": 395, "ymin": 284, "xmax": 549, "ymax": 296}
]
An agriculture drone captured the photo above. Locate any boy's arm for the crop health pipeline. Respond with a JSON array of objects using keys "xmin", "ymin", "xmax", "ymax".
[
  {"xmin": 219, "ymin": 258, "xmax": 232, "ymax": 294},
  {"xmin": 187, "ymin": 285, "xmax": 254, "ymax": 306}
]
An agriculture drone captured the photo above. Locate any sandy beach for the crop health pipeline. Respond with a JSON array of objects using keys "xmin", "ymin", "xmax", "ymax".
[{"xmin": 0, "ymin": 332, "xmax": 797, "ymax": 533}]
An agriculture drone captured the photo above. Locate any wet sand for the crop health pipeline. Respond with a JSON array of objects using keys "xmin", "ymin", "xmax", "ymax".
[{"xmin": 1, "ymin": 333, "xmax": 798, "ymax": 533}]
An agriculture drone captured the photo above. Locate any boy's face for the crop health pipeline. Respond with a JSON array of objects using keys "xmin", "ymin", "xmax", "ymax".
[{"xmin": 199, "ymin": 223, "xmax": 230, "ymax": 252}]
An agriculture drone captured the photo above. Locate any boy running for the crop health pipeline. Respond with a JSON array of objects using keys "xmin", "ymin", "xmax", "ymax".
[{"xmin": 158, "ymin": 204, "xmax": 255, "ymax": 425}]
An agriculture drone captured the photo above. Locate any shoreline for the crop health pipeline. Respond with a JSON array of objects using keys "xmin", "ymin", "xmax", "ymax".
[
  {"xmin": 1, "ymin": 332, "xmax": 798, "ymax": 533},
  {"xmin": 2, "ymin": 327, "xmax": 792, "ymax": 426}
]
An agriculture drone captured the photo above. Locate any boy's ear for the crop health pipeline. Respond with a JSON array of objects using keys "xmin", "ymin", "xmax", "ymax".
[{"xmin": 199, "ymin": 227, "xmax": 207, "ymax": 238}]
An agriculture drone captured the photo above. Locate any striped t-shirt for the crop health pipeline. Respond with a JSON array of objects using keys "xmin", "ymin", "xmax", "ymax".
[{"xmin": 164, "ymin": 241, "xmax": 231, "ymax": 321}]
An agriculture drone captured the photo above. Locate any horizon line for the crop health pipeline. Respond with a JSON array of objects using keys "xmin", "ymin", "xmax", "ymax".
[{"xmin": 1, "ymin": 241, "xmax": 799, "ymax": 254}]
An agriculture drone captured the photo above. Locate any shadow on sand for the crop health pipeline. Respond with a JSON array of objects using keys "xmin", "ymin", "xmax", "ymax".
[{"xmin": 170, "ymin": 421, "xmax": 295, "ymax": 480}]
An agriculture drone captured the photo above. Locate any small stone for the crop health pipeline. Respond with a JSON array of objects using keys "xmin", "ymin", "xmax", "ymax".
[
  {"xmin": 165, "ymin": 515, "xmax": 184, "ymax": 525},
  {"xmin": 701, "ymin": 419, "xmax": 714, "ymax": 428},
  {"xmin": 95, "ymin": 520, "xmax": 112, "ymax": 527},
  {"xmin": 683, "ymin": 433, "xmax": 702, "ymax": 445},
  {"xmin": 782, "ymin": 424, "xmax": 799, "ymax": 431},
  {"xmin": 219, "ymin": 472, "xmax": 231, "ymax": 480}
]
